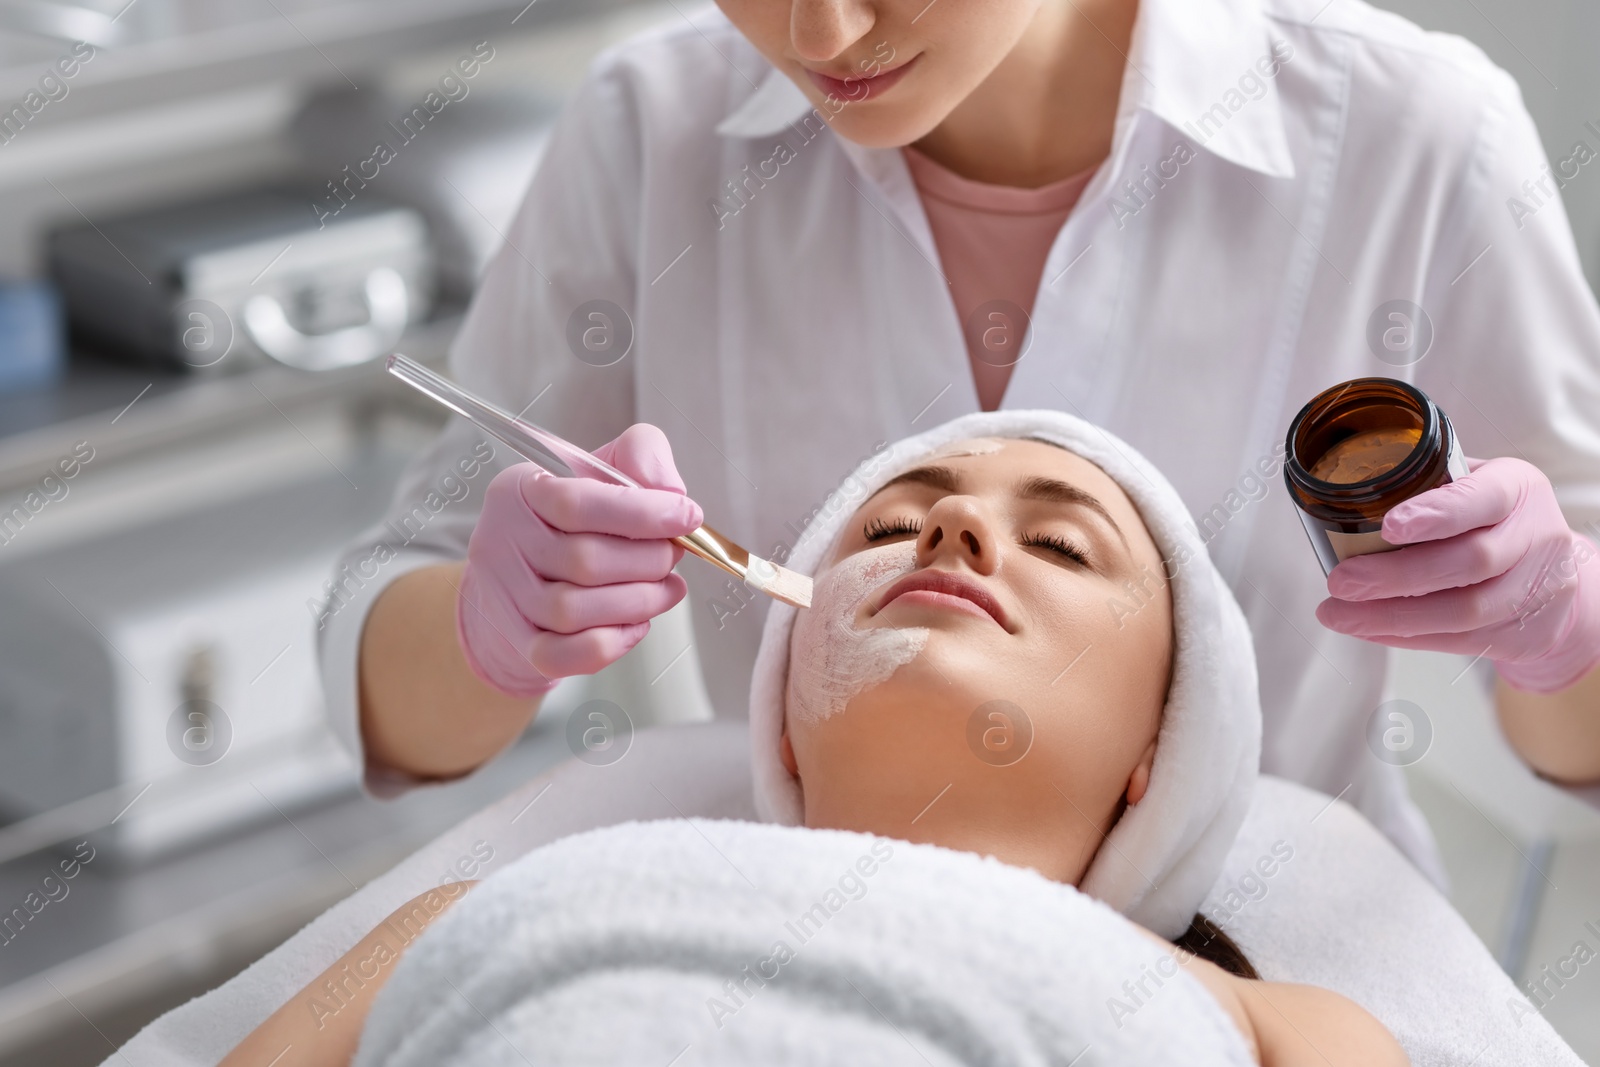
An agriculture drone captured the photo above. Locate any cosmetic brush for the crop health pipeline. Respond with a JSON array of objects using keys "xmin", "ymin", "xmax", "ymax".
[{"xmin": 386, "ymin": 354, "xmax": 813, "ymax": 609}]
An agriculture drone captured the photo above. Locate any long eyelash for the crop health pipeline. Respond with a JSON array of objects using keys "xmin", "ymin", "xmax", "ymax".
[
  {"xmin": 1021, "ymin": 531, "xmax": 1090, "ymax": 565},
  {"xmin": 864, "ymin": 516, "xmax": 922, "ymax": 541}
]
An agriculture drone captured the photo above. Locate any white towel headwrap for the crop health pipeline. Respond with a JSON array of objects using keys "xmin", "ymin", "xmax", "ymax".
[{"xmin": 748, "ymin": 409, "xmax": 1262, "ymax": 939}]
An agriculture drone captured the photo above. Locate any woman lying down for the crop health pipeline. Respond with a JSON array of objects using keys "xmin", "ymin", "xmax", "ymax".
[{"xmin": 223, "ymin": 411, "xmax": 1406, "ymax": 1066}]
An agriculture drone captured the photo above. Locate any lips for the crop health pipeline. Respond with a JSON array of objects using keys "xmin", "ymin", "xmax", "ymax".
[
  {"xmin": 874, "ymin": 568, "xmax": 1010, "ymax": 630},
  {"xmin": 803, "ymin": 54, "xmax": 917, "ymax": 104}
]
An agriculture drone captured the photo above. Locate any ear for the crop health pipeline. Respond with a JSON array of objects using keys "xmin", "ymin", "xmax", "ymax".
[
  {"xmin": 780, "ymin": 729, "xmax": 799, "ymax": 778},
  {"xmin": 1124, "ymin": 739, "xmax": 1157, "ymax": 806}
]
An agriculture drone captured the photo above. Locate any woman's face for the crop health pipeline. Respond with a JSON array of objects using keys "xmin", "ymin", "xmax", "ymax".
[
  {"xmin": 713, "ymin": 0, "xmax": 1044, "ymax": 147},
  {"xmin": 781, "ymin": 438, "xmax": 1173, "ymax": 884}
]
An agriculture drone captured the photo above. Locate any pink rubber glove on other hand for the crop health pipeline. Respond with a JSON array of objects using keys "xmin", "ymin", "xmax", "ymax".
[
  {"xmin": 457, "ymin": 423, "xmax": 704, "ymax": 698},
  {"xmin": 1317, "ymin": 456, "xmax": 1600, "ymax": 693}
]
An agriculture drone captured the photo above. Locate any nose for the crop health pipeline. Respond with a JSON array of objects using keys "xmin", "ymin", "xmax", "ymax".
[
  {"xmin": 789, "ymin": 0, "xmax": 876, "ymax": 64},
  {"xmin": 916, "ymin": 496, "xmax": 1001, "ymax": 576}
]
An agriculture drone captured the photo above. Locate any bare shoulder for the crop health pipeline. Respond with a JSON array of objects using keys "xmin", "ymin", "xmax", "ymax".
[
  {"xmin": 1236, "ymin": 980, "xmax": 1409, "ymax": 1067},
  {"xmin": 217, "ymin": 881, "xmax": 480, "ymax": 1067}
]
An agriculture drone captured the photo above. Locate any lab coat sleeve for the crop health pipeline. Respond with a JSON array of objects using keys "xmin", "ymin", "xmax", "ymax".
[
  {"xmin": 1417, "ymin": 62, "xmax": 1600, "ymax": 805},
  {"xmin": 316, "ymin": 46, "xmax": 645, "ymax": 797}
]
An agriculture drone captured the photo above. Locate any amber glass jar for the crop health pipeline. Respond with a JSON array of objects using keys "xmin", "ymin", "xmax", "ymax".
[{"xmin": 1283, "ymin": 377, "xmax": 1468, "ymax": 575}]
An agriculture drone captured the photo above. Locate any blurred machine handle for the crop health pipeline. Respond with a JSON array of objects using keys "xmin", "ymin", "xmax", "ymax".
[{"xmin": 243, "ymin": 266, "xmax": 409, "ymax": 372}]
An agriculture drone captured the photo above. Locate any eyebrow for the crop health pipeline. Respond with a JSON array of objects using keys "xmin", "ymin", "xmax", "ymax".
[{"xmin": 865, "ymin": 465, "xmax": 1130, "ymax": 549}]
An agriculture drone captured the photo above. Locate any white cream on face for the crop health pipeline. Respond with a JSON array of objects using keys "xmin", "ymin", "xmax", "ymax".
[
  {"xmin": 926, "ymin": 436, "xmax": 1006, "ymax": 460},
  {"xmin": 785, "ymin": 541, "xmax": 929, "ymax": 727}
]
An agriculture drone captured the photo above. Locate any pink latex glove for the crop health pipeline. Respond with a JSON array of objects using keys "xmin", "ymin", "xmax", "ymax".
[
  {"xmin": 1317, "ymin": 456, "xmax": 1600, "ymax": 693},
  {"xmin": 456, "ymin": 423, "xmax": 703, "ymax": 698}
]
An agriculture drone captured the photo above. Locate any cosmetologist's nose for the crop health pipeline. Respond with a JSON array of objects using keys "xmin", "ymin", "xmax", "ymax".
[{"xmin": 789, "ymin": 0, "xmax": 876, "ymax": 64}]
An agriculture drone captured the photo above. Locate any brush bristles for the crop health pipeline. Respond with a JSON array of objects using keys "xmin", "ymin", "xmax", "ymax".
[{"xmin": 743, "ymin": 556, "xmax": 813, "ymax": 608}]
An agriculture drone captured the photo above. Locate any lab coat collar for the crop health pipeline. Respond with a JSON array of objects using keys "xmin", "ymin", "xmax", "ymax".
[
  {"xmin": 714, "ymin": 0, "xmax": 1296, "ymax": 180},
  {"xmin": 714, "ymin": 65, "xmax": 812, "ymax": 138}
]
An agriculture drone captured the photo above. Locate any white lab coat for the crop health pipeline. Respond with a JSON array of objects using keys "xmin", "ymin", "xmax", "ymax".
[{"xmin": 319, "ymin": 0, "xmax": 1600, "ymax": 875}]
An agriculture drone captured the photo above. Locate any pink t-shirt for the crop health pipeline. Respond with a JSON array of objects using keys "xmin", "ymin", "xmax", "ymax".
[{"xmin": 902, "ymin": 145, "xmax": 1098, "ymax": 411}]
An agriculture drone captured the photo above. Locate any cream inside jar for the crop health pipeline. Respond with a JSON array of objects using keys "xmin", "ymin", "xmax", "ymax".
[{"xmin": 1307, "ymin": 427, "xmax": 1422, "ymax": 484}]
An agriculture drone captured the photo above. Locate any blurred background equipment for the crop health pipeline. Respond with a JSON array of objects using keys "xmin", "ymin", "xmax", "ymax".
[
  {"xmin": 291, "ymin": 86, "xmax": 559, "ymax": 299},
  {"xmin": 0, "ymin": 278, "xmax": 62, "ymax": 391},
  {"xmin": 0, "ymin": 2, "xmax": 122, "ymax": 48},
  {"xmin": 48, "ymin": 188, "xmax": 434, "ymax": 372},
  {"xmin": 0, "ymin": 1, "xmax": 705, "ymax": 1063},
  {"xmin": 0, "ymin": 399, "xmax": 435, "ymax": 862}
]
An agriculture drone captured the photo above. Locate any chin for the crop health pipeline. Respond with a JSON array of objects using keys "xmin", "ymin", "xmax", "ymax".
[
  {"xmin": 821, "ymin": 105, "xmax": 947, "ymax": 150},
  {"xmin": 901, "ymin": 626, "xmax": 1013, "ymax": 680},
  {"xmin": 873, "ymin": 649, "xmax": 980, "ymax": 708}
]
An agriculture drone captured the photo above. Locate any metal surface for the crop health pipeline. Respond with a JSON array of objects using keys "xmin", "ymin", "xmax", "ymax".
[
  {"xmin": 0, "ymin": 0, "xmax": 638, "ymax": 119},
  {"xmin": 0, "ymin": 313, "xmax": 462, "ymax": 494}
]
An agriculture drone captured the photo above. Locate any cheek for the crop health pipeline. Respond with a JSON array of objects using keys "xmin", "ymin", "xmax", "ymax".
[
  {"xmin": 1083, "ymin": 588, "xmax": 1173, "ymax": 722},
  {"xmin": 927, "ymin": 4, "xmax": 1038, "ymax": 72},
  {"xmin": 785, "ymin": 542, "xmax": 930, "ymax": 727},
  {"xmin": 1015, "ymin": 576, "xmax": 1169, "ymax": 733}
]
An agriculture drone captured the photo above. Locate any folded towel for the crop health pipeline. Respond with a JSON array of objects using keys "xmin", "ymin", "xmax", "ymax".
[
  {"xmin": 749, "ymin": 410, "xmax": 1262, "ymax": 939},
  {"xmin": 352, "ymin": 818, "xmax": 1256, "ymax": 1067}
]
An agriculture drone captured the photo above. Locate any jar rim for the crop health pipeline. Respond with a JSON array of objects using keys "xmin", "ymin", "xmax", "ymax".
[{"xmin": 1284, "ymin": 377, "xmax": 1442, "ymax": 501}]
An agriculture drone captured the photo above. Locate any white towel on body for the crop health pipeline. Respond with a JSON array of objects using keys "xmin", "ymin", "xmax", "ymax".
[{"xmin": 351, "ymin": 818, "xmax": 1256, "ymax": 1067}]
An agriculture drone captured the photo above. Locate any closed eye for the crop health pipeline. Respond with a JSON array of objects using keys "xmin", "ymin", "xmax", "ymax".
[
  {"xmin": 863, "ymin": 516, "xmax": 922, "ymax": 541},
  {"xmin": 1020, "ymin": 531, "xmax": 1090, "ymax": 566}
]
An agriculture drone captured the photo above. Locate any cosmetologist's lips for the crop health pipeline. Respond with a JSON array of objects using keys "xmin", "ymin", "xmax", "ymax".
[{"xmin": 803, "ymin": 54, "xmax": 918, "ymax": 104}]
